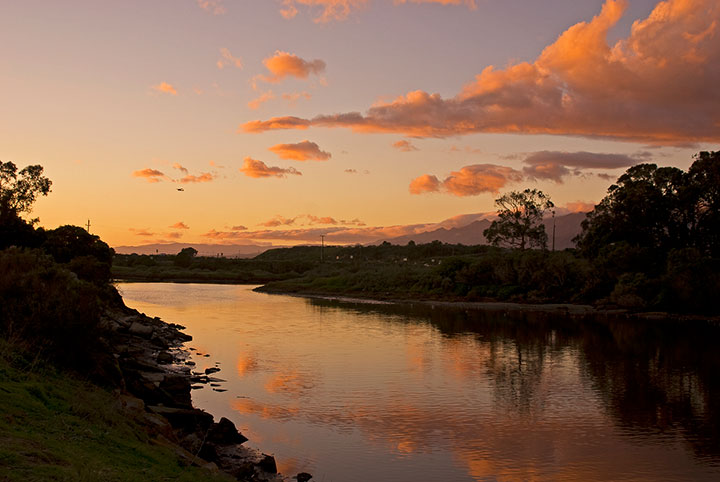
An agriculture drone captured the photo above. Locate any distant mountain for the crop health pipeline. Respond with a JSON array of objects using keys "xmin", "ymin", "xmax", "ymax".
[
  {"xmin": 113, "ymin": 243, "xmax": 279, "ymax": 258},
  {"xmin": 381, "ymin": 219, "xmax": 492, "ymax": 246},
  {"xmin": 380, "ymin": 212, "xmax": 586, "ymax": 249}
]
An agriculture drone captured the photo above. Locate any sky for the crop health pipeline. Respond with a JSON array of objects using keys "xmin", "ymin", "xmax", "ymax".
[{"xmin": 1, "ymin": 0, "xmax": 718, "ymax": 247}]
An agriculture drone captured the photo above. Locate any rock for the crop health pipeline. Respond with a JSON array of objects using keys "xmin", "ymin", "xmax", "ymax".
[
  {"xmin": 295, "ymin": 473, "xmax": 313, "ymax": 482},
  {"xmin": 159, "ymin": 374, "xmax": 192, "ymax": 408},
  {"xmin": 205, "ymin": 367, "xmax": 221, "ymax": 375},
  {"xmin": 185, "ymin": 361, "xmax": 196, "ymax": 366},
  {"xmin": 212, "ymin": 388, "xmax": 227, "ymax": 392},
  {"xmin": 128, "ymin": 322, "xmax": 154, "ymax": 338},
  {"xmin": 207, "ymin": 417, "xmax": 248, "ymax": 446},
  {"xmin": 148, "ymin": 406, "xmax": 214, "ymax": 433},
  {"xmin": 258, "ymin": 454, "xmax": 277, "ymax": 474},
  {"xmin": 157, "ymin": 351, "xmax": 174, "ymax": 364}
]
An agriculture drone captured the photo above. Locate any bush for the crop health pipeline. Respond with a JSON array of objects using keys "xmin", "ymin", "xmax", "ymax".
[{"xmin": 0, "ymin": 248, "xmax": 103, "ymax": 368}]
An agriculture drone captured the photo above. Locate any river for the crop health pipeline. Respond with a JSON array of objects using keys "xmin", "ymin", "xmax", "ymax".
[{"xmin": 118, "ymin": 282, "xmax": 720, "ymax": 482}]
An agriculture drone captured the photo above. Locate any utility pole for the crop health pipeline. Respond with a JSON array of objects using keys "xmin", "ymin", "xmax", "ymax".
[
  {"xmin": 551, "ymin": 210, "xmax": 556, "ymax": 252},
  {"xmin": 320, "ymin": 235, "xmax": 325, "ymax": 262},
  {"xmin": 85, "ymin": 219, "xmax": 91, "ymax": 233}
]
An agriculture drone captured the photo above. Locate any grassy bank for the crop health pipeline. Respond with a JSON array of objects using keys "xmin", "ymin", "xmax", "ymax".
[{"xmin": 0, "ymin": 342, "xmax": 231, "ymax": 482}]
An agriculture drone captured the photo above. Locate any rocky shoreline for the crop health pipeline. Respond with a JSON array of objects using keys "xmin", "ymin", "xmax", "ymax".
[{"xmin": 98, "ymin": 304, "xmax": 311, "ymax": 482}]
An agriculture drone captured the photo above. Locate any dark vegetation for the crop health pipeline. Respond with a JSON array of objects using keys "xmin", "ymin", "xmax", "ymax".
[
  {"xmin": 0, "ymin": 161, "xmax": 240, "ymax": 480},
  {"xmin": 113, "ymin": 152, "xmax": 720, "ymax": 315}
]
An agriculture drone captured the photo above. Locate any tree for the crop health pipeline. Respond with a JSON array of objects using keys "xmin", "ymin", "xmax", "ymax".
[
  {"xmin": 174, "ymin": 247, "xmax": 198, "ymax": 268},
  {"xmin": 483, "ymin": 189, "xmax": 554, "ymax": 250},
  {"xmin": 575, "ymin": 153, "xmax": 720, "ymax": 258},
  {"xmin": 0, "ymin": 161, "xmax": 52, "ymax": 222}
]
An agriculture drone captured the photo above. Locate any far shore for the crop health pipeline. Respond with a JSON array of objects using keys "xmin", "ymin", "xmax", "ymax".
[{"xmin": 114, "ymin": 278, "xmax": 719, "ymax": 324}]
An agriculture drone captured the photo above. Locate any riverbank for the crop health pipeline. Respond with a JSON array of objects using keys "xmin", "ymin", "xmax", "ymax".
[
  {"xmin": 0, "ymin": 302, "xmax": 300, "ymax": 482},
  {"xmin": 255, "ymin": 285, "xmax": 720, "ymax": 324}
]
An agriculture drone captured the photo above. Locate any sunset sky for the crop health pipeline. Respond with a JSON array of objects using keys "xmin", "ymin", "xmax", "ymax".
[{"xmin": 1, "ymin": 0, "xmax": 717, "ymax": 247}]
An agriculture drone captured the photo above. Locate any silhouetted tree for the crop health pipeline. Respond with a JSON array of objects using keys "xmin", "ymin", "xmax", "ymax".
[
  {"xmin": 483, "ymin": 189, "xmax": 554, "ymax": 250},
  {"xmin": 174, "ymin": 246, "xmax": 198, "ymax": 267},
  {"xmin": 0, "ymin": 161, "xmax": 52, "ymax": 222},
  {"xmin": 576, "ymin": 152, "xmax": 720, "ymax": 257},
  {"xmin": 0, "ymin": 161, "xmax": 52, "ymax": 249}
]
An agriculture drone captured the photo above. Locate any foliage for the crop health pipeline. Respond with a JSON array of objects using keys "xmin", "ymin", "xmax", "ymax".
[
  {"xmin": 576, "ymin": 152, "xmax": 720, "ymax": 257},
  {"xmin": 174, "ymin": 246, "xmax": 198, "ymax": 268},
  {"xmin": 483, "ymin": 189, "xmax": 554, "ymax": 250},
  {"xmin": 0, "ymin": 248, "xmax": 103, "ymax": 368},
  {"xmin": 0, "ymin": 161, "xmax": 51, "ymax": 222},
  {"xmin": 43, "ymin": 225, "xmax": 115, "ymax": 284}
]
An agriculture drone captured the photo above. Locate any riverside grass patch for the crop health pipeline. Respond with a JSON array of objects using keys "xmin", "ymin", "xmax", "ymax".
[{"xmin": 0, "ymin": 345, "xmax": 232, "ymax": 482}]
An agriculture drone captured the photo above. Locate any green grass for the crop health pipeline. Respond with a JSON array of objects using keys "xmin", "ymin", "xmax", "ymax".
[{"xmin": 0, "ymin": 342, "xmax": 232, "ymax": 482}]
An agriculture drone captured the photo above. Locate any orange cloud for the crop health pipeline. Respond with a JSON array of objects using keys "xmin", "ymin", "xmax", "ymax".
[
  {"xmin": 564, "ymin": 201, "xmax": 596, "ymax": 213},
  {"xmin": 172, "ymin": 162, "xmax": 189, "ymax": 174},
  {"xmin": 240, "ymin": 116, "xmax": 311, "ymax": 133},
  {"xmin": 410, "ymin": 164, "xmax": 523, "ymax": 196},
  {"xmin": 409, "ymin": 174, "xmax": 440, "ymax": 194},
  {"xmin": 129, "ymin": 228, "xmax": 155, "ymax": 237},
  {"xmin": 170, "ymin": 222, "xmax": 190, "ymax": 230},
  {"xmin": 268, "ymin": 140, "xmax": 331, "ymax": 161},
  {"xmin": 282, "ymin": 91, "xmax": 312, "ymax": 104},
  {"xmin": 196, "ymin": 0, "xmax": 225, "ymax": 15},
  {"xmin": 217, "ymin": 47, "xmax": 242, "ymax": 69},
  {"xmin": 177, "ymin": 172, "xmax": 215, "ymax": 183},
  {"xmin": 258, "ymin": 51, "xmax": 326, "ymax": 83},
  {"xmin": 248, "ymin": 91, "xmax": 275, "ymax": 110},
  {"xmin": 260, "ymin": 215, "xmax": 297, "ymax": 227},
  {"xmin": 132, "ymin": 168, "xmax": 165, "ymax": 183},
  {"xmin": 151, "ymin": 82, "xmax": 178, "ymax": 96},
  {"xmin": 392, "ymin": 140, "xmax": 418, "ymax": 152},
  {"xmin": 244, "ymin": 0, "xmax": 720, "ymax": 145},
  {"xmin": 239, "ymin": 157, "xmax": 302, "ymax": 178}
]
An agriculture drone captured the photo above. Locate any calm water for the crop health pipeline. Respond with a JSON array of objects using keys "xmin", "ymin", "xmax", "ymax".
[{"xmin": 118, "ymin": 283, "xmax": 720, "ymax": 482}]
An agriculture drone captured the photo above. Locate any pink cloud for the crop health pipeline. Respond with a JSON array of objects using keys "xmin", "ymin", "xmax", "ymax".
[
  {"xmin": 279, "ymin": 0, "xmax": 368, "ymax": 23},
  {"xmin": 521, "ymin": 151, "xmax": 641, "ymax": 182},
  {"xmin": 248, "ymin": 91, "xmax": 275, "ymax": 110},
  {"xmin": 239, "ymin": 157, "xmax": 302, "ymax": 178},
  {"xmin": 244, "ymin": 0, "xmax": 720, "ymax": 145},
  {"xmin": 268, "ymin": 140, "xmax": 331, "ymax": 161},
  {"xmin": 217, "ymin": 47, "xmax": 242, "ymax": 69},
  {"xmin": 132, "ymin": 168, "xmax": 166, "ymax": 183},
  {"xmin": 151, "ymin": 82, "xmax": 178, "ymax": 96},
  {"xmin": 282, "ymin": 91, "xmax": 312, "ymax": 104},
  {"xmin": 393, "ymin": 0, "xmax": 476, "ymax": 8},
  {"xmin": 196, "ymin": 0, "xmax": 226, "ymax": 15}
]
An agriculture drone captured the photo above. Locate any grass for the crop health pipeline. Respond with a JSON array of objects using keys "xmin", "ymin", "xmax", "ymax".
[{"xmin": 0, "ymin": 342, "xmax": 232, "ymax": 482}]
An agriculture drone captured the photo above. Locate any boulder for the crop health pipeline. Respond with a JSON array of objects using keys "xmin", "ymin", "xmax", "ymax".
[
  {"xmin": 207, "ymin": 417, "xmax": 248, "ymax": 445},
  {"xmin": 258, "ymin": 454, "xmax": 277, "ymax": 474}
]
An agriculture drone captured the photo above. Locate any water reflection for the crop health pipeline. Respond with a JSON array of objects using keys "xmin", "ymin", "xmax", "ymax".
[
  {"xmin": 119, "ymin": 283, "xmax": 720, "ymax": 481},
  {"xmin": 310, "ymin": 298, "xmax": 720, "ymax": 462}
]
